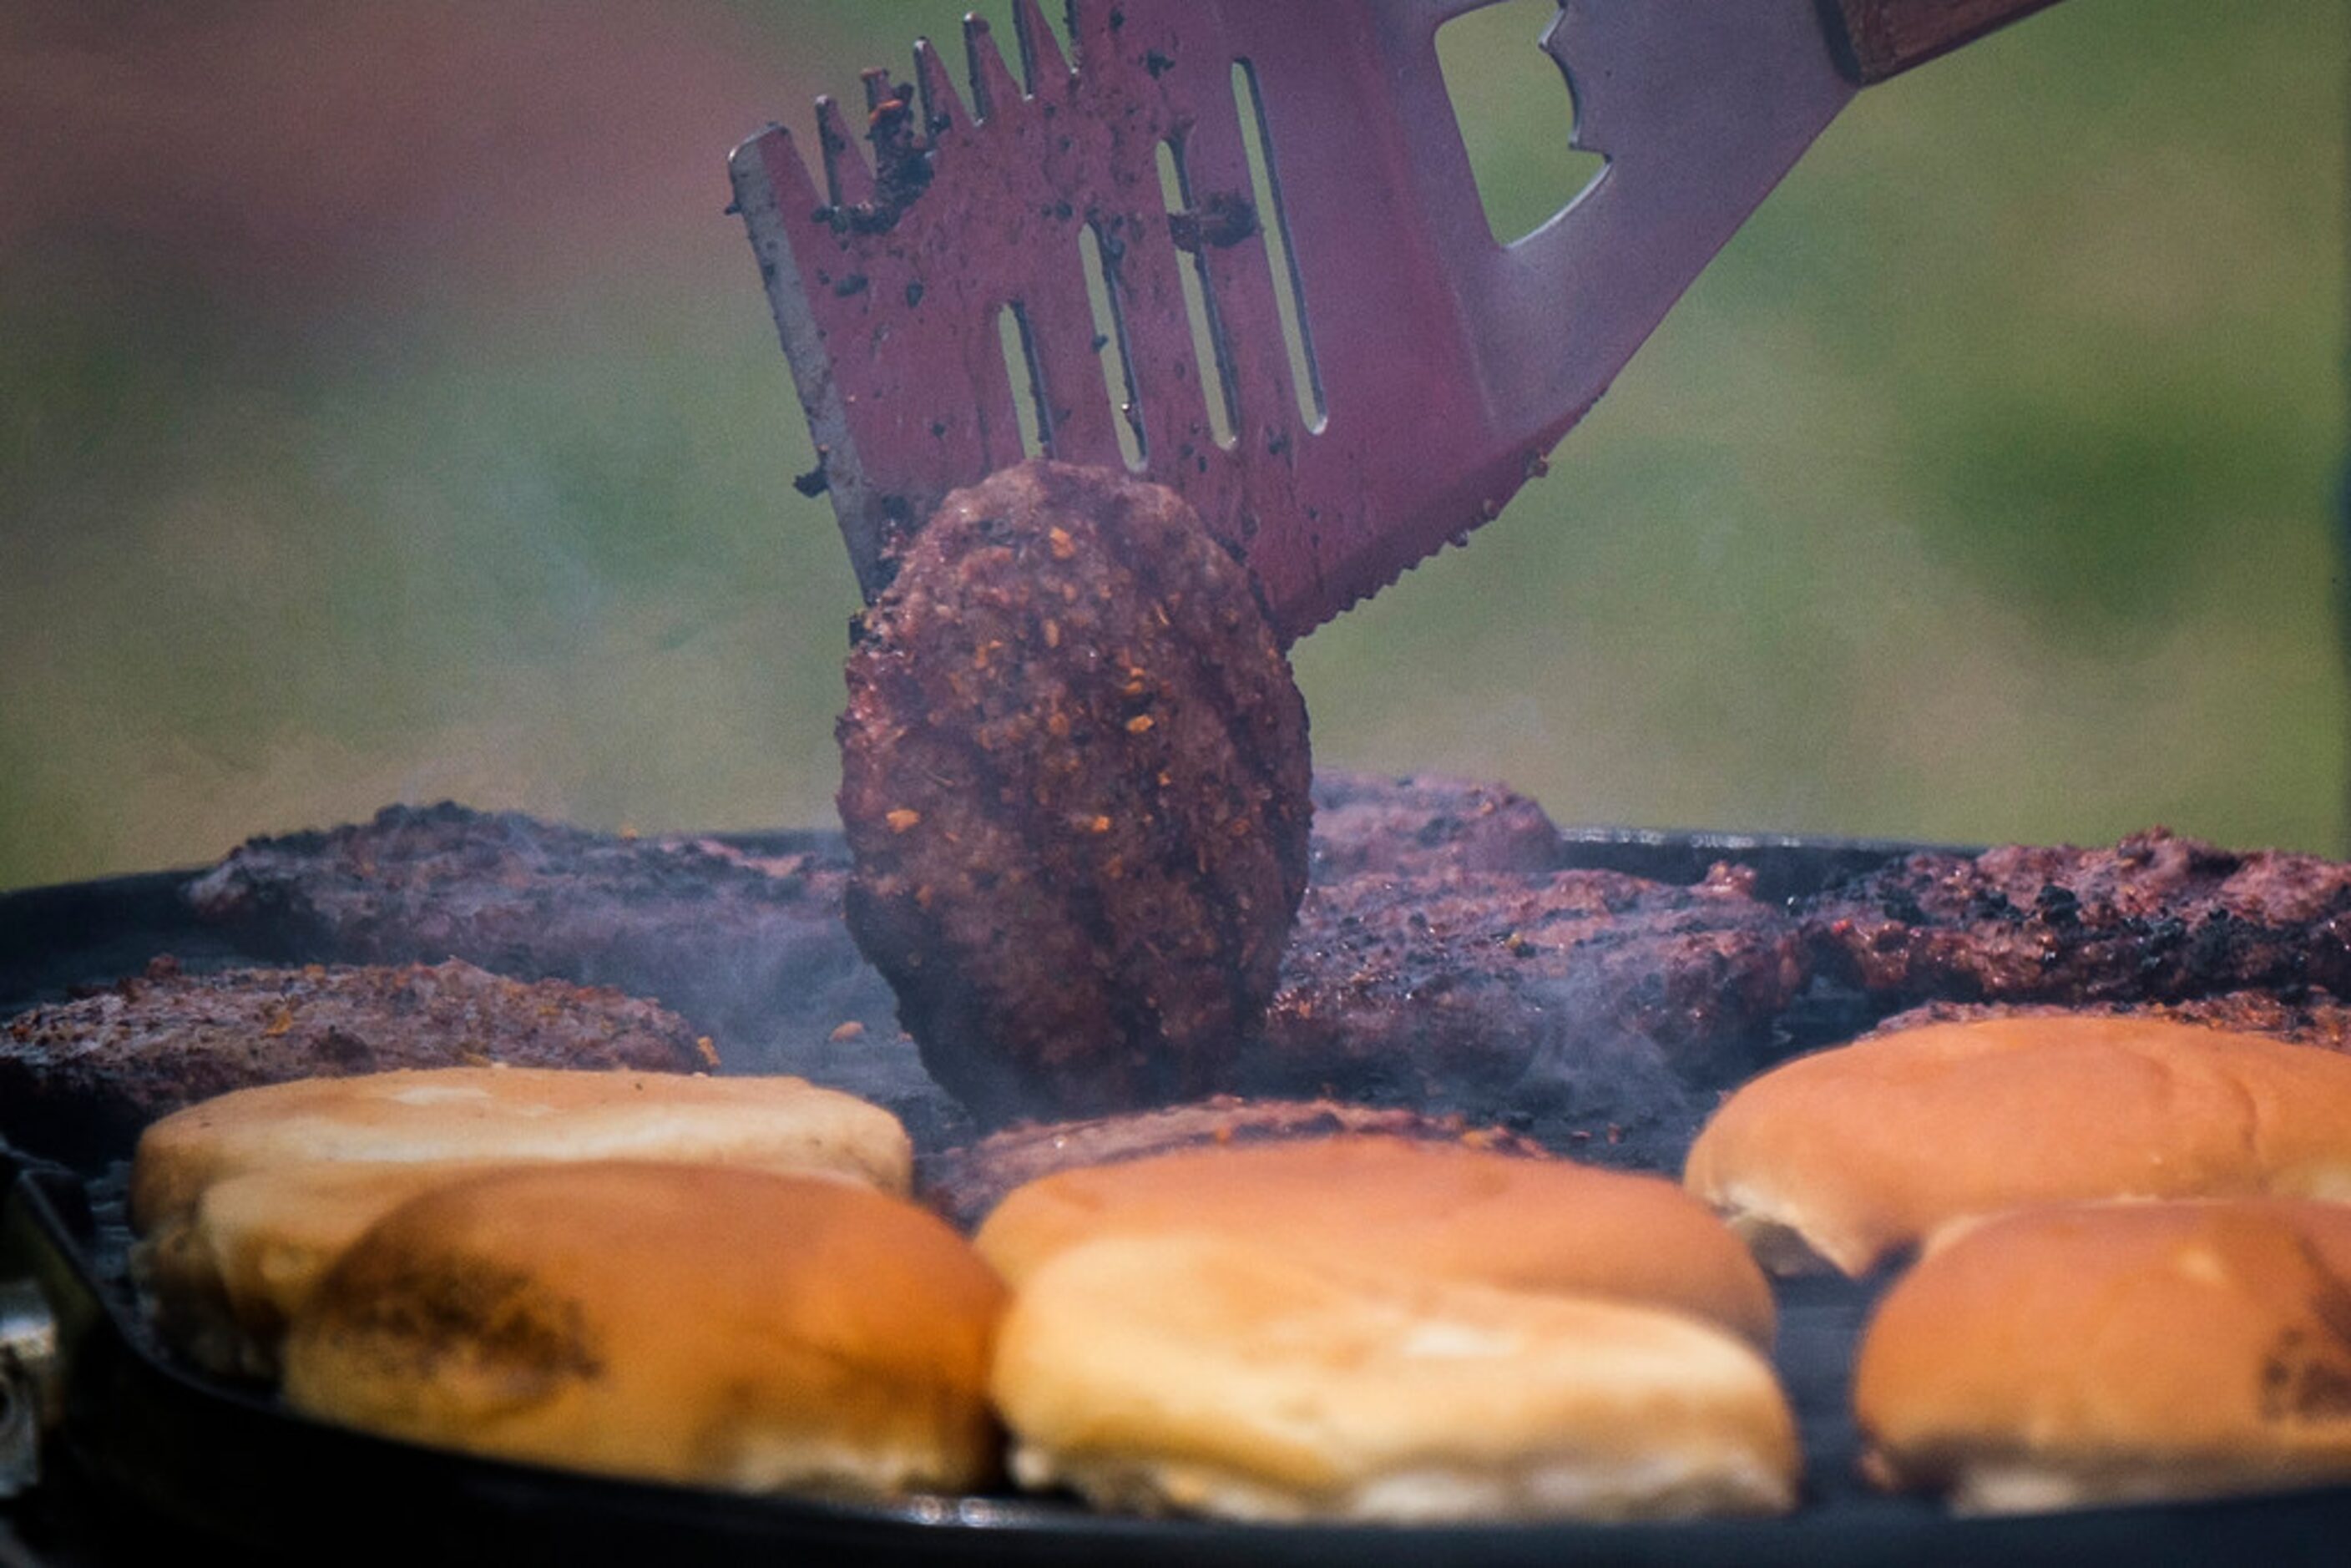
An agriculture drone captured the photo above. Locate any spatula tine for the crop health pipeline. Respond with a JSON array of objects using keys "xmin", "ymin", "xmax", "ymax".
[
  {"xmin": 911, "ymin": 37, "xmax": 969, "ymax": 137},
  {"xmin": 963, "ymin": 16, "xmax": 1025, "ymax": 124},
  {"xmin": 811, "ymin": 96, "xmax": 876, "ymax": 211},
  {"xmin": 741, "ymin": 122, "xmax": 823, "ymax": 230},
  {"xmin": 1010, "ymin": 0, "xmax": 1070, "ymax": 96}
]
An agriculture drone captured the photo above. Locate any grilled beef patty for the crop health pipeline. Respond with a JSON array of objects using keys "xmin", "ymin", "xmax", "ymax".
[
  {"xmin": 0, "ymin": 958, "xmax": 708, "ymax": 1164},
  {"xmin": 837, "ymin": 460, "xmax": 1312, "ymax": 1125},
  {"xmin": 164, "ymin": 779, "xmax": 2351, "ymax": 1170},
  {"xmin": 917, "ymin": 1095, "xmax": 1551, "ymax": 1232},
  {"xmin": 169, "ymin": 774, "xmax": 1777, "ymax": 1155},
  {"xmin": 183, "ymin": 801, "xmax": 941, "ymax": 1136},
  {"xmin": 1306, "ymin": 771, "xmax": 1565, "ymax": 881},
  {"xmin": 1249, "ymin": 862, "xmax": 1809, "ymax": 1168},
  {"xmin": 1802, "ymin": 828, "xmax": 2351, "ymax": 1007},
  {"xmin": 173, "ymin": 775, "xmax": 1577, "ymax": 1143}
]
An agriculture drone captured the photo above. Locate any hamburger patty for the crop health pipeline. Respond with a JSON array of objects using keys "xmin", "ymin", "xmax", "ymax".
[
  {"xmin": 168, "ymin": 775, "xmax": 1577, "ymax": 1142},
  {"xmin": 162, "ymin": 780, "xmax": 2351, "ymax": 1170},
  {"xmin": 1306, "ymin": 771, "xmax": 1565, "ymax": 881},
  {"xmin": 916, "ymin": 1095, "xmax": 1552, "ymax": 1232},
  {"xmin": 0, "ymin": 957, "xmax": 707, "ymax": 1164},
  {"xmin": 1248, "ymin": 862, "xmax": 1809, "ymax": 1169},
  {"xmin": 1802, "ymin": 828, "xmax": 2351, "ymax": 1007},
  {"xmin": 837, "ymin": 460, "xmax": 1312, "ymax": 1125},
  {"xmin": 182, "ymin": 800, "xmax": 941, "ymax": 1136},
  {"xmin": 166, "ymin": 774, "xmax": 1782, "ymax": 1157}
]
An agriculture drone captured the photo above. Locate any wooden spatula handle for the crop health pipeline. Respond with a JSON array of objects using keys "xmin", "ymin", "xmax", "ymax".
[{"xmin": 1828, "ymin": 0, "xmax": 2067, "ymax": 84}]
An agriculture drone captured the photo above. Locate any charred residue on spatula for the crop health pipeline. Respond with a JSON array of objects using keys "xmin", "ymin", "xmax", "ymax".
[{"xmin": 811, "ymin": 71, "xmax": 937, "ymax": 238}]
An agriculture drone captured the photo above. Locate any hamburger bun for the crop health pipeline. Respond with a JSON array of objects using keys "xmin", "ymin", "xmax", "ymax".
[
  {"xmin": 1683, "ymin": 1015, "xmax": 2351, "ymax": 1276},
  {"xmin": 130, "ymin": 1067, "xmax": 913, "ymax": 1378},
  {"xmin": 973, "ymin": 1135, "xmax": 1775, "ymax": 1348},
  {"xmin": 989, "ymin": 1232, "xmax": 1799, "ymax": 1523},
  {"xmin": 131, "ymin": 1065, "xmax": 912, "ymax": 1235},
  {"xmin": 1855, "ymin": 1198, "xmax": 2351, "ymax": 1513},
  {"xmin": 281, "ymin": 1161, "xmax": 1007, "ymax": 1497}
]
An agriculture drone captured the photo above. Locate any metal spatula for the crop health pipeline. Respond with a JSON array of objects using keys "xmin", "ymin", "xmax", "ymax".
[{"xmin": 730, "ymin": 0, "xmax": 2062, "ymax": 644}]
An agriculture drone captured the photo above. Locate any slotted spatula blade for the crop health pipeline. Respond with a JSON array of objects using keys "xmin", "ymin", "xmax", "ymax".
[{"xmin": 730, "ymin": 0, "xmax": 2060, "ymax": 644}]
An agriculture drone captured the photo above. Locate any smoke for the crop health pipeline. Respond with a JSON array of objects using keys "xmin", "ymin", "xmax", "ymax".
[
  {"xmin": 3, "ymin": 0, "xmax": 2343, "ymax": 895},
  {"xmin": 0, "ymin": 3, "xmax": 880, "ymax": 891}
]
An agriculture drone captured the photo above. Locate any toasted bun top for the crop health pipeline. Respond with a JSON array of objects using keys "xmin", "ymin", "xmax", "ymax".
[
  {"xmin": 974, "ymin": 1135, "xmax": 1774, "ymax": 1348},
  {"xmin": 1855, "ymin": 1198, "xmax": 2351, "ymax": 1513},
  {"xmin": 990, "ymin": 1232, "xmax": 1798, "ymax": 1523},
  {"xmin": 131, "ymin": 1066, "xmax": 912, "ymax": 1234},
  {"xmin": 1683, "ymin": 1016, "xmax": 2351, "ymax": 1276},
  {"xmin": 280, "ymin": 1161, "xmax": 1007, "ymax": 1495}
]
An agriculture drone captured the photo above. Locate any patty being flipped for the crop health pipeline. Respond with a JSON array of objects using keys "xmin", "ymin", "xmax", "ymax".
[{"xmin": 837, "ymin": 460, "xmax": 1312, "ymax": 1124}]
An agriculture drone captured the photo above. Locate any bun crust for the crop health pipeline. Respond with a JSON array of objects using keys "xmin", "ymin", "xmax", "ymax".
[
  {"xmin": 281, "ymin": 1162, "xmax": 1007, "ymax": 1496},
  {"xmin": 1683, "ymin": 1016, "xmax": 2351, "ymax": 1276},
  {"xmin": 989, "ymin": 1233, "xmax": 1797, "ymax": 1523},
  {"xmin": 974, "ymin": 1136, "xmax": 1774, "ymax": 1348},
  {"xmin": 1855, "ymin": 1199, "xmax": 2351, "ymax": 1513},
  {"xmin": 131, "ymin": 1066, "xmax": 913, "ymax": 1234},
  {"xmin": 131, "ymin": 1067, "xmax": 913, "ymax": 1377}
]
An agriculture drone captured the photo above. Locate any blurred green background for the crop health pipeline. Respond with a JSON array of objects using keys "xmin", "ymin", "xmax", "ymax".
[{"xmin": 2, "ymin": 0, "xmax": 2343, "ymax": 892}]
